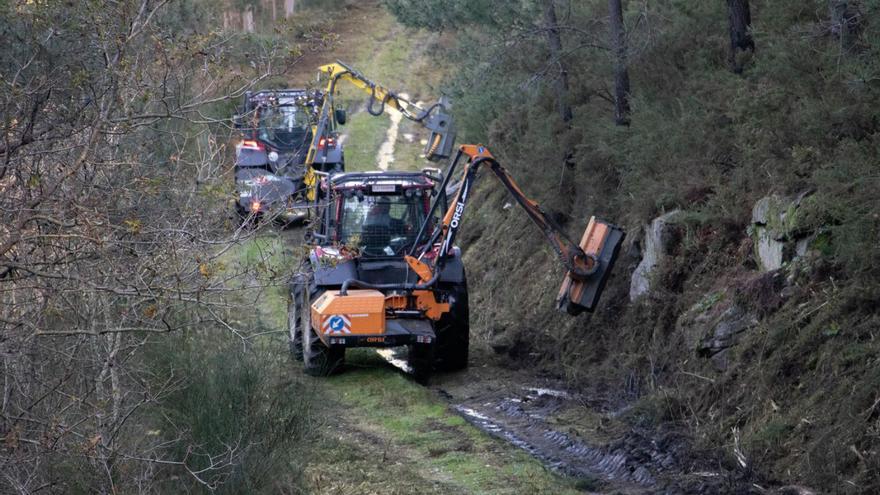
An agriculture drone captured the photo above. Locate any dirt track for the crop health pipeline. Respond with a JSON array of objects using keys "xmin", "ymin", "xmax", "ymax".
[{"xmin": 365, "ymin": 346, "xmax": 758, "ymax": 495}]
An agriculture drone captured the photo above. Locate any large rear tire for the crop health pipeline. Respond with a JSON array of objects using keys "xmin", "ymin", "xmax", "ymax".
[
  {"xmin": 288, "ymin": 265, "xmax": 311, "ymax": 361},
  {"xmin": 287, "ymin": 296, "xmax": 303, "ymax": 361},
  {"xmin": 302, "ymin": 285, "xmax": 344, "ymax": 376},
  {"xmin": 407, "ymin": 343, "xmax": 434, "ymax": 384},
  {"xmin": 434, "ymin": 279, "xmax": 469, "ymax": 372}
]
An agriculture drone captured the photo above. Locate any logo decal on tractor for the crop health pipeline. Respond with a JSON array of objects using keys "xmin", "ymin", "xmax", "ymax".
[{"xmin": 323, "ymin": 315, "xmax": 351, "ymax": 335}]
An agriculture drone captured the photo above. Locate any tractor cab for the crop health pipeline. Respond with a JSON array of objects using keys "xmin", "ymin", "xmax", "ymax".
[
  {"xmin": 234, "ymin": 89, "xmax": 323, "ymax": 173},
  {"xmin": 255, "ymin": 102, "xmax": 313, "ymax": 152},
  {"xmin": 313, "ymin": 171, "xmax": 445, "ymax": 259}
]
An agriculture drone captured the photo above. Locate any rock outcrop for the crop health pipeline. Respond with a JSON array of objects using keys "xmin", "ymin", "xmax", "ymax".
[
  {"xmin": 750, "ymin": 191, "xmax": 816, "ymax": 271},
  {"xmin": 629, "ymin": 210, "xmax": 682, "ymax": 301},
  {"xmin": 677, "ymin": 292, "xmax": 759, "ymax": 370}
]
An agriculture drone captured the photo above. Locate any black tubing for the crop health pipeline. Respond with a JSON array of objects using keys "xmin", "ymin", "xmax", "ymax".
[
  {"xmin": 339, "ymin": 269, "xmax": 440, "ymax": 296},
  {"xmin": 367, "ymin": 85, "xmax": 387, "ymax": 116}
]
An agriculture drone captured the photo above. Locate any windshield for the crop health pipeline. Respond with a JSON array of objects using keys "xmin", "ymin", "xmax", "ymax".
[
  {"xmin": 338, "ymin": 194, "xmax": 428, "ymax": 256},
  {"xmin": 257, "ymin": 105, "xmax": 312, "ymax": 150}
]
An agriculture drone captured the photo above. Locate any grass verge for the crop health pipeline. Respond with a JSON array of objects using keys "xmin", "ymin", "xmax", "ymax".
[{"xmin": 304, "ymin": 350, "xmax": 584, "ymax": 495}]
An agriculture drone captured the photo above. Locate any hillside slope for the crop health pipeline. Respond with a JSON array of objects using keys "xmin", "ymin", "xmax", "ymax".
[{"xmin": 384, "ymin": 1, "xmax": 880, "ymax": 493}]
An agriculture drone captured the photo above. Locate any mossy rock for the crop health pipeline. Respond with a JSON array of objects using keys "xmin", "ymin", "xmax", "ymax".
[{"xmin": 751, "ymin": 191, "xmax": 815, "ymax": 242}]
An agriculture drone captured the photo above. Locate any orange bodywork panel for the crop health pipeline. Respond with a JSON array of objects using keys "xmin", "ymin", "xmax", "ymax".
[
  {"xmin": 311, "ymin": 289, "xmax": 451, "ymax": 343},
  {"xmin": 311, "ymin": 290, "xmax": 386, "ymax": 340}
]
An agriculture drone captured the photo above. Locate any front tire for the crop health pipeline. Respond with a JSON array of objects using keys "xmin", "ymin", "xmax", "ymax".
[
  {"xmin": 302, "ymin": 285, "xmax": 344, "ymax": 376},
  {"xmin": 434, "ymin": 280, "xmax": 470, "ymax": 372},
  {"xmin": 407, "ymin": 344, "xmax": 434, "ymax": 384}
]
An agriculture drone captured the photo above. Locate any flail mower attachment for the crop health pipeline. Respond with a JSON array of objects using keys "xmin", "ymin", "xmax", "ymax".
[{"xmin": 556, "ymin": 217, "xmax": 625, "ymax": 316}]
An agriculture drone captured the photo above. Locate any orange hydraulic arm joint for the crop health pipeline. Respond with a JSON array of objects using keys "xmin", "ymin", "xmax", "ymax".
[{"xmin": 427, "ymin": 145, "xmax": 625, "ymax": 315}]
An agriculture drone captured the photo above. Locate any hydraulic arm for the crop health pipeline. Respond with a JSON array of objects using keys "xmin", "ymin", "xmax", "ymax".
[
  {"xmin": 304, "ymin": 62, "xmax": 623, "ymax": 315},
  {"xmin": 412, "ymin": 145, "xmax": 624, "ymax": 315},
  {"xmin": 309, "ymin": 61, "xmax": 456, "ymax": 166}
]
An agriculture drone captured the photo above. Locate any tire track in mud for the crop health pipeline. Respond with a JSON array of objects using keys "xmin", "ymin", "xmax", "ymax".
[
  {"xmin": 435, "ymin": 375, "xmax": 774, "ymax": 495},
  {"xmin": 449, "ymin": 387, "xmax": 656, "ymax": 492},
  {"xmin": 375, "ymin": 350, "xmax": 660, "ymax": 492}
]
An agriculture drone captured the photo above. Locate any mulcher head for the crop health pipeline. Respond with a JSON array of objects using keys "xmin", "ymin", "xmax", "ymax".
[{"xmin": 556, "ymin": 217, "xmax": 625, "ymax": 316}]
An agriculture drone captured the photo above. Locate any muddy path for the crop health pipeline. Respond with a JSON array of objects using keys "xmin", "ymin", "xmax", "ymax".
[
  {"xmin": 434, "ymin": 365, "xmax": 745, "ymax": 494},
  {"xmin": 357, "ymin": 346, "xmax": 754, "ymax": 495}
]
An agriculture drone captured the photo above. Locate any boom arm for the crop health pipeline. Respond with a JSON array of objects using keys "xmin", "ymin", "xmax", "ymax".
[
  {"xmin": 411, "ymin": 144, "xmax": 624, "ymax": 314},
  {"xmin": 309, "ymin": 62, "xmax": 456, "ymax": 164},
  {"xmin": 434, "ymin": 146, "xmax": 597, "ymax": 279}
]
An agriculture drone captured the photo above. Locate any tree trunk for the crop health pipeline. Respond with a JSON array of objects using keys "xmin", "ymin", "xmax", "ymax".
[
  {"xmin": 285, "ymin": 0, "xmax": 295, "ymax": 18},
  {"xmin": 542, "ymin": 0, "xmax": 573, "ymax": 124},
  {"xmin": 829, "ymin": 0, "xmax": 860, "ymax": 51},
  {"xmin": 243, "ymin": 7, "xmax": 255, "ymax": 33},
  {"xmin": 608, "ymin": 0, "xmax": 631, "ymax": 126},
  {"xmin": 726, "ymin": 0, "xmax": 754, "ymax": 73}
]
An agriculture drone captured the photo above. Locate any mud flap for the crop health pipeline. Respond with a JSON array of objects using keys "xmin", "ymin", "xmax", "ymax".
[{"xmin": 556, "ymin": 217, "xmax": 625, "ymax": 316}]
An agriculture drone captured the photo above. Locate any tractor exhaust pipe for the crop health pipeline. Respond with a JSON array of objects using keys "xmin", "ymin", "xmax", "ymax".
[{"xmin": 556, "ymin": 217, "xmax": 625, "ymax": 315}]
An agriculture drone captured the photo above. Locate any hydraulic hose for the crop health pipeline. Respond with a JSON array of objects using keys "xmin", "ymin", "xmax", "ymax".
[
  {"xmin": 367, "ymin": 84, "xmax": 387, "ymax": 116},
  {"xmin": 338, "ymin": 269, "xmax": 441, "ymax": 296}
]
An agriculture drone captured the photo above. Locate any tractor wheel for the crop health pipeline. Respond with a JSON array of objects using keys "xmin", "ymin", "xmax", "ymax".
[
  {"xmin": 287, "ymin": 295, "xmax": 303, "ymax": 361},
  {"xmin": 302, "ymin": 286, "xmax": 344, "ymax": 376},
  {"xmin": 407, "ymin": 343, "xmax": 434, "ymax": 384},
  {"xmin": 434, "ymin": 279, "xmax": 469, "ymax": 372},
  {"xmin": 287, "ymin": 264, "xmax": 312, "ymax": 361}
]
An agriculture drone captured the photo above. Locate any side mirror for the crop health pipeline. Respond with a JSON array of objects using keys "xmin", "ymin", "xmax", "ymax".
[
  {"xmin": 233, "ymin": 114, "xmax": 243, "ymax": 129},
  {"xmin": 334, "ymin": 108, "xmax": 347, "ymax": 126}
]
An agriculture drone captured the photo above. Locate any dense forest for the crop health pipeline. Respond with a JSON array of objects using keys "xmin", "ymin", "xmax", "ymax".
[{"xmin": 2, "ymin": 0, "xmax": 879, "ymax": 493}]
